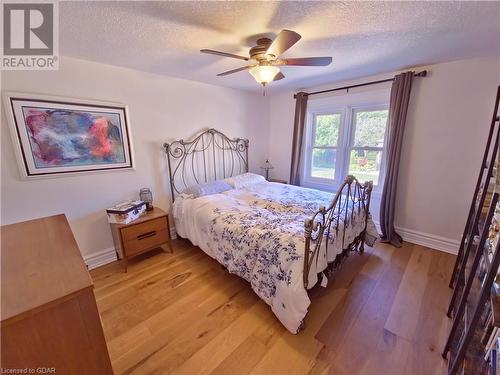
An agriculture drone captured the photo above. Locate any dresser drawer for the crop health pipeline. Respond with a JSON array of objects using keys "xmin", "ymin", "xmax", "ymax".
[{"xmin": 121, "ymin": 216, "xmax": 168, "ymax": 256}]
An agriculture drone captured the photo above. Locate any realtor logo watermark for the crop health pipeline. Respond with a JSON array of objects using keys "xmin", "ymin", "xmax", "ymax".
[{"xmin": 1, "ymin": 1, "xmax": 59, "ymax": 70}]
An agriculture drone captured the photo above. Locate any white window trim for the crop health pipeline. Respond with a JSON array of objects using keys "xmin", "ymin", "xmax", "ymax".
[
  {"xmin": 348, "ymin": 103, "xmax": 390, "ymax": 195},
  {"xmin": 302, "ymin": 107, "xmax": 346, "ymax": 190},
  {"xmin": 302, "ymin": 101, "xmax": 389, "ymax": 198}
]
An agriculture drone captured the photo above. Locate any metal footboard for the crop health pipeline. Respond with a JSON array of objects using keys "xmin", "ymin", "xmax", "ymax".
[{"xmin": 303, "ymin": 175, "xmax": 373, "ymax": 289}]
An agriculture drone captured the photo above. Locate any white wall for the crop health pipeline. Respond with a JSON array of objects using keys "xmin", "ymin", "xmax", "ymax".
[
  {"xmin": 2, "ymin": 55, "xmax": 499, "ymax": 259},
  {"xmin": 0, "ymin": 56, "xmax": 269, "ymax": 258},
  {"xmin": 267, "ymin": 57, "xmax": 500, "ymax": 251}
]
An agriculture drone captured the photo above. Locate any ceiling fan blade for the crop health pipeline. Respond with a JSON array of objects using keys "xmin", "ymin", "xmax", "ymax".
[
  {"xmin": 273, "ymin": 72, "xmax": 285, "ymax": 81},
  {"xmin": 200, "ymin": 49, "xmax": 249, "ymax": 61},
  {"xmin": 217, "ymin": 66, "xmax": 252, "ymax": 76},
  {"xmin": 282, "ymin": 57, "xmax": 332, "ymax": 66},
  {"xmin": 266, "ymin": 30, "xmax": 301, "ymax": 57}
]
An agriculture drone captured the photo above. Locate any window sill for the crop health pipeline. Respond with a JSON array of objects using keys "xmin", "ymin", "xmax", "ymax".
[
  {"xmin": 302, "ymin": 179, "xmax": 382, "ymax": 200},
  {"xmin": 301, "ymin": 179, "xmax": 341, "ymax": 193}
]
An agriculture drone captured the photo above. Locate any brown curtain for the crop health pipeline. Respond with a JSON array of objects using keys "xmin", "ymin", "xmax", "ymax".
[
  {"xmin": 289, "ymin": 92, "xmax": 308, "ymax": 185},
  {"xmin": 380, "ymin": 72, "xmax": 414, "ymax": 247}
]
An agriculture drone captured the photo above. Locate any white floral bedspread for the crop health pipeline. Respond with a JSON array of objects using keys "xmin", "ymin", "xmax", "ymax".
[{"xmin": 173, "ymin": 181, "xmax": 378, "ymax": 333}]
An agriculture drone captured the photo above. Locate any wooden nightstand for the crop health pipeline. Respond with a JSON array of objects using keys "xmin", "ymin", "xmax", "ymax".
[
  {"xmin": 269, "ymin": 178, "xmax": 287, "ymax": 184},
  {"xmin": 110, "ymin": 207, "xmax": 172, "ymax": 272}
]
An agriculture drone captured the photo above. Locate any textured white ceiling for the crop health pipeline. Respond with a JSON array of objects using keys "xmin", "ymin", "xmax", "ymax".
[{"xmin": 60, "ymin": 1, "xmax": 500, "ymax": 92}]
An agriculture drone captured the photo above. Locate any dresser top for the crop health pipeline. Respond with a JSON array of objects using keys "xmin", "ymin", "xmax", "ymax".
[{"xmin": 1, "ymin": 214, "xmax": 92, "ymax": 322}]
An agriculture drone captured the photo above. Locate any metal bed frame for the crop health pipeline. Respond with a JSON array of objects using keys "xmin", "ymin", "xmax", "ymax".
[
  {"xmin": 303, "ymin": 175, "xmax": 373, "ymax": 288},
  {"xmin": 163, "ymin": 128, "xmax": 373, "ymax": 290}
]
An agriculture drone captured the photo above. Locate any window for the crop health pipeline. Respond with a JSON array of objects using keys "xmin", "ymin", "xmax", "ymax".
[
  {"xmin": 304, "ymin": 105, "xmax": 389, "ymax": 190},
  {"xmin": 348, "ymin": 109, "xmax": 388, "ymax": 185},
  {"xmin": 310, "ymin": 113, "xmax": 341, "ymax": 180}
]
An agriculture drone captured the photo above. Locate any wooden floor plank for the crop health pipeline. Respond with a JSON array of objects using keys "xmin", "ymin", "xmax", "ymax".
[
  {"xmin": 175, "ymin": 302, "xmax": 272, "ymax": 375},
  {"xmin": 106, "ymin": 266, "xmax": 241, "ymax": 361},
  {"xmin": 358, "ymin": 329, "xmax": 413, "ymax": 375},
  {"xmin": 330, "ymin": 245, "xmax": 411, "ymax": 374},
  {"xmin": 92, "ymin": 241, "xmax": 196, "ymax": 292},
  {"xmin": 250, "ymin": 288, "xmax": 347, "ymax": 375},
  {"xmin": 95, "ymin": 248, "xmax": 205, "ymax": 302},
  {"xmin": 324, "ymin": 243, "xmax": 412, "ymax": 374},
  {"xmin": 403, "ymin": 249, "xmax": 454, "ymax": 375},
  {"xmin": 359, "ymin": 241, "xmax": 395, "ymax": 280},
  {"xmin": 114, "ymin": 282, "xmax": 258, "ymax": 374},
  {"xmin": 384, "ymin": 243, "xmax": 434, "ymax": 340},
  {"xmin": 210, "ymin": 313, "xmax": 285, "ymax": 375},
  {"xmin": 90, "ymin": 238, "xmax": 455, "ymax": 375},
  {"xmin": 315, "ymin": 273, "xmax": 377, "ymax": 349}
]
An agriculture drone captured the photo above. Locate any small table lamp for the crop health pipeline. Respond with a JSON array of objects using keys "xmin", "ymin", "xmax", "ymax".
[
  {"xmin": 140, "ymin": 188, "xmax": 154, "ymax": 211},
  {"xmin": 260, "ymin": 159, "xmax": 274, "ymax": 181}
]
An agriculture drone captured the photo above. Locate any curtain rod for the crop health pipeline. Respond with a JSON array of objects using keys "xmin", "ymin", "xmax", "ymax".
[{"xmin": 293, "ymin": 70, "xmax": 427, "ymax": 99}]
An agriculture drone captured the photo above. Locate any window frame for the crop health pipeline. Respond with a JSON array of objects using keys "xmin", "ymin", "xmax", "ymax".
[
  {"xmin": 346, "ymin": 104, "xmax": 390, "ymax": 189},
  {"xmin": 302, "ymin": 102, "xmax": 389, "ymax": 194},
  {"xmin": 302, "ymin": 108, "xmax": 346, "ymax": 188}
]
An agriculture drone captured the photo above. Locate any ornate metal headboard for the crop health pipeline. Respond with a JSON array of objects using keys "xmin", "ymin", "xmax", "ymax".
[{"xmin": 163, "ymin": 128, "xmax": 249, "ymax": 200}]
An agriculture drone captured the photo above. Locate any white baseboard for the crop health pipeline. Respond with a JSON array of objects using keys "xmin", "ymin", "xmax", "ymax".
[
  {"xmin": 84, "ymin": 226, "xmax": 178, "ymax": 270},
  {"xmin": 395, "ymin": 227, "xmax": 459, "ymax": 255},
  {"xmin": 84, "ymin": 247, "xmax": 117, "ymax": 270},
  {"xmin": 372, "ymin": 220, "xmax": 459, "ymax": 255}
]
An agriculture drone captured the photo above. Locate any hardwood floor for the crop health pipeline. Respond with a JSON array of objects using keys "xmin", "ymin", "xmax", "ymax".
[{"xmin": 90, "ymin": 238, "xmax": 455, "ymax": 375}]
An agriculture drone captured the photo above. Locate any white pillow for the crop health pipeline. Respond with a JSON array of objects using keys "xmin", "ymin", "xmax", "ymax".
[
  {"xmin": 224, "ymin": 173, "xmax": 266, "ymax": 189},
  {"xmin": 182, "ymin": 180, "xmax": 233, "ymax": 198}
]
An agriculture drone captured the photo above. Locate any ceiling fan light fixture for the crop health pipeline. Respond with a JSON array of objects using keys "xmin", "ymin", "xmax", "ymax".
[
  {"xmin": 202, "ymin": 29, "xmax": 332, "ymax": 88},
  {"xmin": 249, "ymin": 65, "xmax": 280, "ymax": 85}
]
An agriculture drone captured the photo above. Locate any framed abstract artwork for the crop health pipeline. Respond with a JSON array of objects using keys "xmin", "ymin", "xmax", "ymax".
[{"xmin": 3, "ymin": 92, "xmax": 134, "ymax": 179}]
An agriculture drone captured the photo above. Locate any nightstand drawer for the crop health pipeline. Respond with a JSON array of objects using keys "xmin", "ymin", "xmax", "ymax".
[
  {"xmin": 121, "ymin": 216, "xmax": 167, "ymax": 241},
  {"xmin": 121, "ymin": 216, "xmax": 168, "ymax": 256},
  {"xmin": 123, "ymin": 229, "xmax": 168, "ymax": 256}
]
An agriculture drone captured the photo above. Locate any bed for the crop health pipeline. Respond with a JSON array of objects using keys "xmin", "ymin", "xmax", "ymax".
[{"xmin": 164, "ymin": 128, "xmax": 378, "ymax": 333}]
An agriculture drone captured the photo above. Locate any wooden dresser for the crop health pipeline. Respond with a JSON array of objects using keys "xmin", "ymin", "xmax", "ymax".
[{"xmin": 1, "ymin": 214, "xmax": 113, "ymax": 374}]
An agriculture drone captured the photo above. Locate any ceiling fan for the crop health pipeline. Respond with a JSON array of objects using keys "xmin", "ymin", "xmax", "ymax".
[{"xmin": 201, "ymin": 30, "xmax": 332, "ymax": 87}]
